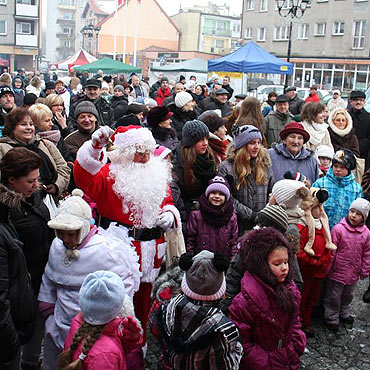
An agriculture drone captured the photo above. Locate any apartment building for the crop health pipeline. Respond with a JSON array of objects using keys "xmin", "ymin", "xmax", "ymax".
[
  {"xmin": 171, "ymin": 3, "xmax": 242, "ymax": 56},
  {"xmin": 45, "ymin": 0, "xmax": 87, "ymax": 63},
  {"xmin": 0, "ymin": 0, "xmax": 42, "ymax": 71},
  {"xmin": 242, "ymin": 0, "xmax": 370, "ymax": 91}
]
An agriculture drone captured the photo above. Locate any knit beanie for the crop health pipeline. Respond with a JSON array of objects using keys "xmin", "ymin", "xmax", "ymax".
[
  {"xmin": 332, "ymin": 149, "xmax": 356, "ymax": 172},
  {"xmin": 349, "ymin": 198, "xmax": 370, "ymax": 220},
  {"xmin": 205, "ymin": 175, "xmax": 231, "ymax": 200},
  {"xmin": 256, "ymin": 204, "xmax": 289, "ymax": 234},
  {"xmin": 0, "ymin": 85, "xmax": 15, "ymax": 99},
  {"xmin": 48, "ymin": 189, "xmax": 92, "ymax": 244},
  {"xmin": 182, "ymin": 120, "xmax": 209, "ymax": 147},
  {"xmin": 232, "ymin": 124, "xmax": 262, "ymax": 150},
  {"xmin": 101, "ymin": 81, "xmax": 109, "ymax": 90},
  {"xmin": 272, "ymin": 179, "xmax": 308, "ymax": 209},
  {"xmin": 284, "ymin": 171, "xmax": 306, "ymax": 182},
  {"xmin": 161, "ymin": 76, "xmax": 169, "ymax": 83},
  {"xmin": 79, "ymin": 270, "xmax": 126, "ymax": 325},
  {"xmin": 154, "ymin": 145, "xmax": 172, "ymax": 160},
  {"xmin": 114, "ymin": 84, "xmax": 125, "ymax": 93},
  {"xmin": 317, "ymin": 145, "xmax": 335, "ymax": 159},
  {"xmin": 74, "ymin": 101, "xmax": 99, "ymax": 120},
  {"xmin": 175, "ymin": 91, "xmax": 193, "ymax": 108},
  {"xmin": 199, "ymin": 112, "xmax": 226, "ymax": 134},
  {"xmin": 179, "ymin": 250, "xmax": 229, "ymax": 301}
]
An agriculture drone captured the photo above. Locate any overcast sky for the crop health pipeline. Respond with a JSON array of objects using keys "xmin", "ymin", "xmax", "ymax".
[{"xmin": 156, "ymin": 0, "xmax": 243, "ymax": 16}]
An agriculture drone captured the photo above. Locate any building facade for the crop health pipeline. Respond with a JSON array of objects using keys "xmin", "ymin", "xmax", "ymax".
[
  {"xmin": 45, "ymin": 0, "xmax": 87, "ymax": 64},
  {"xmin": 242, "ymin": 0, "xmax": 370, "ymax": 91},
  {"xmin": 171, "ymin": 6, "xmax": 242, "ymax": 56},
  {"xmin": 0, "ymin": 0, "xmax": 42, "ymax": 71}
]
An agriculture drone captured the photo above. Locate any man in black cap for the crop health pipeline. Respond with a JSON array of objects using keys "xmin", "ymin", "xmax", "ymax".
[
  {"xmin": 348, "ymin": 90, "xmax": 370, "ymax": 167},
  {"xmin": 285, "ymin": 86, "xmax": 304, "ymax": 116},
  {"xmin": 0, "ymin": 85, "xmax": 16, "ymax": 126},
  {"xmin": 68, "ymin": 78, "xmax": 114, "ymax": 129},
  {"xmin": 199, "ymin": 88, "xmax": 232, "ymax": 117},
  {"xmin": 40, "ymin": 81, "xmax": 56, "ymax": 98},
  {"xmin": 265, "ymin": 94, "xmax": 292, "ymax": 147},
  {"xmin": 234, "ymin": 94, "xmax": 247, "ymax": 104}
]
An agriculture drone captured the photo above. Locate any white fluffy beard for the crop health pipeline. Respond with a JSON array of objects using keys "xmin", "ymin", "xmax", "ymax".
[{"xmin": 109, "ymin": 156, "xmax": 171, "ymax": 229}]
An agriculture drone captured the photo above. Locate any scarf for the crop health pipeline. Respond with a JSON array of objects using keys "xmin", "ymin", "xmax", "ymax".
[
  {"xmin": 198, "ymin": 193, "xmax": 234, "ymax": 227},
  {"xmin": 314, "ymin": 218, "xmax": 322, "ymax": 230},
  {"xmin": 10, "ymin": 139, "xmax": 58, "ymax": 186},
  {"xmin": 57, "ymin": 87, "xmax": 67, "ymax": 95},
  {"xmin": 208, "ymin": 136, "xmax": 228, "ymax": 163},
  {"xmin": 37, "ymin": 129, "xmax": 61, "ymax": 145},
  {"xmin": 302, "ymin": 120, "xmax": 329, "ymax": 147},
  {"xmin": 192, "ymin": 151, "xmax": 216, "ymax": 185}
]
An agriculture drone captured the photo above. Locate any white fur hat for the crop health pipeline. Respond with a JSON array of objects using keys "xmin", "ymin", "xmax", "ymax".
[
  {"xmin": 316, "ymin": 145, "xmax": 335, "ymax": 160},
  {"xmin": 48, "ymin": 189, "xmax": 92, "ymax": 244}
]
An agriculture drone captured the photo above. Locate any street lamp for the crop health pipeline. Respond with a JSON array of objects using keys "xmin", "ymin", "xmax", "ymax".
[
  {"xmin": 276, "ymin": 0, "xmax": 310, "ymax": 87},
  {"xmin": 81, "ymin": 24, "xmax": 101, "ymax": 56}
]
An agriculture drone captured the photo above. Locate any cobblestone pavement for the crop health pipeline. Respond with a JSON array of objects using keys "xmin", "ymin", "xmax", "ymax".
[{"xmin": 145, "ymin": 279, "xmax": 370, "ymax": 369}]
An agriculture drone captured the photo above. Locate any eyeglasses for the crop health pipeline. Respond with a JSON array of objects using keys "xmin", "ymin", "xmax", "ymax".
[{"xmin": 52, "ymin": 104, "xmax": 64, "ymax": 107}]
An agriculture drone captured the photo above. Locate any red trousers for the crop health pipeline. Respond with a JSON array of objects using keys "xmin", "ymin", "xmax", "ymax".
[
  {"xmin": 300, "ymin": 273, "xmax": 323, "ymax": 329},
  {"xmin": 134, "ymin": 282, "xmax": 153, "ymax": 344}
]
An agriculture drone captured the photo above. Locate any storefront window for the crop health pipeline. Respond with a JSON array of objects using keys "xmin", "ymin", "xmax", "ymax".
[
  {"xmin": 313, "ymin": 70, "xmax": 322, "ymax": 86},
  {"xmin": 294, "ymin": 69, "xmax": 303, "ymax": 87},
  {"xmin": 355, "ymin": 72, "xmax": 368, "ymax": 90},
  {"xmin": 333, "ymin": 70, "xmax": 343, "ymax": 89},
  {"xmin": 322, "ymin": 70, "xmax": 332, "ymax": 90},
  {"xmin": 357, "ymin": 64, "xmax": 368, "ymax": 72},
  {"xmin": 343, "ymin": 71, "xmax": 354, "ymax": 90}
]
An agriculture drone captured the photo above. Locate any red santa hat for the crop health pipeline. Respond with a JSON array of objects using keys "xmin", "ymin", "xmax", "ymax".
[{"xmin": 111, "ymin": 125, "xmax": 156, "ymax": 149}]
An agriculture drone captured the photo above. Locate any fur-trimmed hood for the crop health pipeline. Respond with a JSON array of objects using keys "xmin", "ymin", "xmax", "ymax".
[
  {"xmin": 0, "ymin": 183, "xmax": 23, "ymax": 210},
  {"xmin": 328, "ymin": 108, "xmax": 354, "ymax": 137}
]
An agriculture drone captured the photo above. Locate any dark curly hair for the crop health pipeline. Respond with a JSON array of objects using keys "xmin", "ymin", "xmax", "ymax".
[{"xmin": 3, "ymin": 107, "xmax": 32, "ymax": 137}]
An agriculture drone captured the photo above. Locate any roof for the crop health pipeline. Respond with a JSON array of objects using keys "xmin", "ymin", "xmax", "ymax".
[
  {"xmin": 52, "ymin": 49, "xmax": 97, "ymax": 70},
  {"xmin": 151, "ymin": 58, "xmax": 208, "ymax": 73},
  {"xmin": 83, "ymin": 0, "xmax": 115, "ymax": 18},
  {"xmin": 74, "ymin": 57, "xmax": 141, "ymax": 74}
]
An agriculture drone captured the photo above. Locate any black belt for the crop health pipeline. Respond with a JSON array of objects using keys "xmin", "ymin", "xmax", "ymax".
[{"xmin": 99, "ymin": 216, "xmax": 163, "ymax": 241}]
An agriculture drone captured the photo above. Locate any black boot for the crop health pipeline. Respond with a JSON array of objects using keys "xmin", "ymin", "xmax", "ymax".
[{"xmin": 363, "ymin": 285, "xmax": 370, "ymax": 303}]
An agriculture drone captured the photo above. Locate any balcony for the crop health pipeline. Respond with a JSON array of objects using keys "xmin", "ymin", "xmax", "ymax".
[
  {"xmin": 56, "ymin": 32, "xmax": 74, "ymax": 39},
  {"xmin": 16, "ymin": 4, "xmax": 38, "ymax": 18},
  {"xmin": 16, "ymin": 34, "xmax": 38, "ymax": 47},
  {"xmin": 56, "ymin": 18, "xmax": 75, "ymax": 24},
  {"xmin": 203, "ymin": 28, "xmax": 232, "ymax": 37}
]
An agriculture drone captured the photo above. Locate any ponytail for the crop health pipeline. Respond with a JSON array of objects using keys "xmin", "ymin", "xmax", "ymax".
[{"xmin": 58, "ymin": 321, "xmax": 105, "ymax": 370}]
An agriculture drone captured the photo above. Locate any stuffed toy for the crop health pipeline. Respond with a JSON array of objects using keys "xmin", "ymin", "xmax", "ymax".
[{"xmin": 300, "ymin": 187, "xmax": 337, "ymax": 256}]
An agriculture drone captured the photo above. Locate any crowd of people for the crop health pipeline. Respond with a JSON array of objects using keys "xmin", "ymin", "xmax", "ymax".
[{"xmin": 1, "ymin": 66, "xmax": 370, "ymax": 370}]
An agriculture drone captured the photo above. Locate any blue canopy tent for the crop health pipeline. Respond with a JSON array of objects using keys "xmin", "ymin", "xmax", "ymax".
[{"xmin": 208, "ymin": 41, "xmax": 293, "ymax": 74}]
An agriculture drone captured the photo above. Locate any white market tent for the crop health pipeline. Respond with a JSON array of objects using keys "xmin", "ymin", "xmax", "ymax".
[{"xmin": 51, "ymin": 49, "xmax": 97, "ymax": 71}]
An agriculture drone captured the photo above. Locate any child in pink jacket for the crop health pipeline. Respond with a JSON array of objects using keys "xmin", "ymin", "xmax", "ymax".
[
  {"xmin": 59, "ymin": 271, "xmax": 142, "ymax": 370},
  {"xmin": 324, "ymin": 198, "xmax": 370, "ymax": 332}
]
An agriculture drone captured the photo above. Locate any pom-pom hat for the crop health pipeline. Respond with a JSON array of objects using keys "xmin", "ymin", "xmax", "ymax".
[
  {"xmin": 48, "ymin": 189, "xmax": 92, "ymax": 244},
  {"xmin": 232, "ymin": 124, "xmax": 262, "ymax": 150},
  {"xmin": 79, "ymin": 270, "xmax": 126, "ymax": 325},
  {"xmin": 179, "ymin": 250, "xmax": 229, "ymax": 301},
  {"xmin": 111, "ymin": 125, "xmax": 156, "ymax": 150},
  {"xmin": 272, "ymin": 179, "xmax": 308, "ymax": 209}
]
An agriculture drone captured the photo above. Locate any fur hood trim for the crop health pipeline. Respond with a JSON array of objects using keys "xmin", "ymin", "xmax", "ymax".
[
  {"xmin": 328, "ymin": 108, "xmax": 353, "ymax": 137},
  {"xmin": 0, "ymin": 183, "xmax": 23, "ymax": 209}
]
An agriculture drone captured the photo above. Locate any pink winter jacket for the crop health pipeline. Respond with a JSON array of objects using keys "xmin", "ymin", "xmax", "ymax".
[
  {"xmin": 329, "ymin": 218, "xmax": 370, "ymax": 285},
  {"xmin": 64, "ymin": 313, "xmax": 128, "ymax": 370},
  {"xmin": 229, "ymin": 272, "xmax": 306, "ymax": 370}
]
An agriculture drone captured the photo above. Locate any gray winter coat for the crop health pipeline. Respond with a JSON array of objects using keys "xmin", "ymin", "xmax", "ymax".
[
  {"xmin": 268, "ymin": 143, "xmax": 319, "ymax": 184},
  {"xmin": 264, "ymin": 110, "xmax": 292, "ymax": 147}
]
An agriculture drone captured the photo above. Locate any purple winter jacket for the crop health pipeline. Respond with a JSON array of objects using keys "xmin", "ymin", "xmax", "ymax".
[
  {"xmin": 186, "ymin": 210, "xmax": 239, "ymax": 258},
  {"xmin": 229, "ymin": 272, "xmax": 306, "ymax": 370},
  {"xmin": 329, "ymin": 218, "xmax": 370, "ymax": 285}
]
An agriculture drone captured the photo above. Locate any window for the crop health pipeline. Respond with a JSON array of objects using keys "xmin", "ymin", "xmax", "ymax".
[
  {"xmin": 62, "ymin": 26, "xmax": 73, "ymax": 35},
  {"xmin": 0, "ymin": 0, "xmax": 7, "ymax": 4},
  {"xmin": 352, "ymin": 20, "xmax": 366, "ymax": 49},
  {"xmin": 274, "ymin": 25, "xmax": 289, "ymax": 40},
  {"xmin": 257, "ymin": 27, "xmax": 266, "ymax": 41},
  {"xmin": 260, "ymin": 0, "xmax": 268, "ymax": 11},
  {"xmin": 233, "ymin": 23, "xmax": 241, "ymax": 32},
  {"xmin": 245, "ymin": 27, "xmax": 252, "ymax": 39},
  {"xmin": 17, "ymin": 0, "xmax": 32, "ymax": 4},
  {"xmin": 215, "ymin": 39, "xmax": 224, "ymax": 48},
  {"xmin": 333, "ymin": 21, "xmax": 344, "ymax": 35},
  {"xmin": 0, "ymin": 20, "xmax": 6, "ymax": 34},
  {"xmin": 63, "ymin": 12, "xmax": 74, "ymax": 20},
  {"xmin": 246, "ymin": 0, "xmax": 255, "ymax": 10},
  {"xmin": 314, "ymin": 22, "xmax": 326, "ymax": 36},
  {"xmin": 215, "ymin": 21, "xmax": 226, "ymax": 30},
  {"xmin": 297, "ymin": 23, "xmax": 309, "ymax": 39},
  {"xmin": 64, "ymin": 40, "xmax": 71, "ymax": 48},
  {"xmin": 16, "ymin": 22, "xmax": 31, "ymax": 34}
]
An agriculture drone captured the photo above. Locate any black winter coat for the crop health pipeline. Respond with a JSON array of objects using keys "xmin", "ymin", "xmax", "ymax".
[
  {"xmin": 349, "ymin": 107, "xmax": 370, "ymax": 161},
  {"xmin": 7, "ymin": 188, "xmax": 54, "ymax": 295},
  {"xmin": 0, "ymin": 186, "xmax": 35, "ymax": 364},
  {"xmin": 199, "ymin": 96, "xmax": 232, "ymax": 117},
  {"xmin": 110, "ymin": 95, "xmax": 128, "ymax": 120},
  {"xmin": 171, "ymin": 106, "xmax": 198, "ymax": 140},
  {"xmin": 68, "ymin": 95, "xmax": 114, "ymax": 129}
]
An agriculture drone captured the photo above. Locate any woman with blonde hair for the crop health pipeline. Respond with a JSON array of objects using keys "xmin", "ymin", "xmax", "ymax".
[
  {"xmin": 28, "ymin": 103, "xmax": 73, "ymax": 162},
  {"xmin": 26, "ymin": 76, "xmax": 42, "ymax": 97},
  {"xmin": 301, "ymin": 102, "xmax": 333, "ymax": 152},
  {"xmin": 219, "ymin": 124, "xmax": 274, "ymax": 233},
  {"xmin": 45, "ymin": 93, "xmax": 71, "ymax": 137}
]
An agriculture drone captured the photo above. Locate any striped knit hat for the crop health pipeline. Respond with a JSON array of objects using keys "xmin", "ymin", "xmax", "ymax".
[
  {"xmin": 256, "ymin": 204, "xmax": 289, "ymax": 234},
  {"xmin": 272, "ymin": 179, "xmax": 307, "ymax": 209}
]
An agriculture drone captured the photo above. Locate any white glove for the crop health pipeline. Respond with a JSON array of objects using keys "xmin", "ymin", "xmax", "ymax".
[
  {"xmin": 156, "ymin": 211, "xmax": 174, "ymax": 230},
  {"xmin": 91, "ymin": 126, "xmax": 114, "ymax": 150}
]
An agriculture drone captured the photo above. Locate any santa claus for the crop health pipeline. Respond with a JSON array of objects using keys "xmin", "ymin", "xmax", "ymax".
[{"xmin": 74, "ymin": 125, "xmax": 180, "ymax": 342}]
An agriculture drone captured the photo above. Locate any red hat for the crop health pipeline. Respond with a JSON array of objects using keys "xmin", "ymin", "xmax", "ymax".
[
  {"xmin": 279, "ymin": 121, "xmax": 310, "ymax": 144},
  {"xmin": 111, "ymin": 125, "xmax": 155, "ymax": 148}
]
